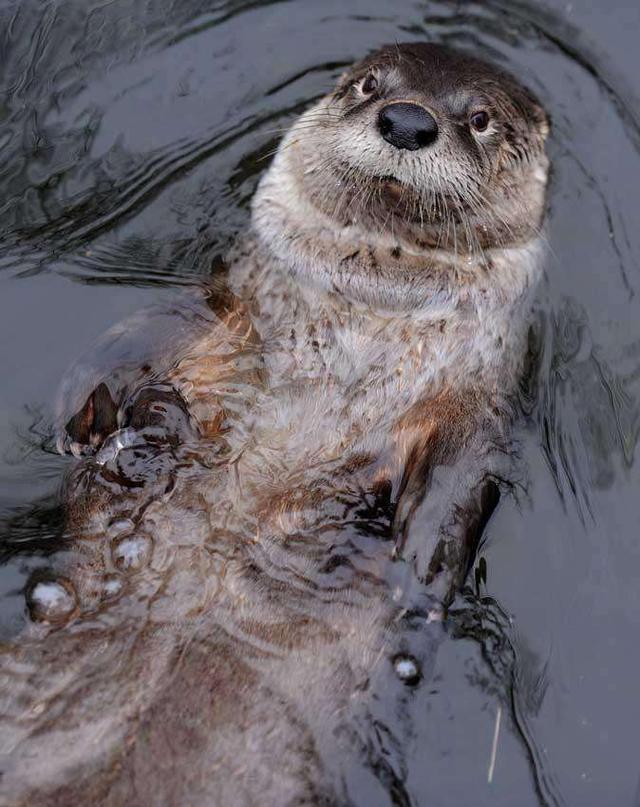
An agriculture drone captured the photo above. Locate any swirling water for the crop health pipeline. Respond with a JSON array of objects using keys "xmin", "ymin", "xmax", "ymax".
[{"xmin": 1, "ymin": 0, "xmax": 640, "ymax": 804}]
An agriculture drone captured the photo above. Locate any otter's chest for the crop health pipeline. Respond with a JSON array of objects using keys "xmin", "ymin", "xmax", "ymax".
[{"xmin": 228, "ymin": 313, "xmax": 491, "ymax": 469}]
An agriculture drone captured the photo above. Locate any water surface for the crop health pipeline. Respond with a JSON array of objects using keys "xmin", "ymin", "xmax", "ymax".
[{"xmin": 1, "ymin": 1, "xmax": 640, "ymax": 804}]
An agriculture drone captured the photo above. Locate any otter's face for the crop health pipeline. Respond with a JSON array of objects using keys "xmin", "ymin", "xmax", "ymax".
[{"xmin": 291, "ymin": 43, "xmax": 549, "ymax": 251}]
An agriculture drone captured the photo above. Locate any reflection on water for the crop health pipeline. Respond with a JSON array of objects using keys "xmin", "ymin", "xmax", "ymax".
[{"xmin": 1, "ymin": 0, "xmax": 640, "ymax": 805}]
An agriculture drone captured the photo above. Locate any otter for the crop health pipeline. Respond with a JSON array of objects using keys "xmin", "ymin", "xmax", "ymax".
[{"xmin": 0, "ymin": 43, "xmax": 549, "ymax": 805}]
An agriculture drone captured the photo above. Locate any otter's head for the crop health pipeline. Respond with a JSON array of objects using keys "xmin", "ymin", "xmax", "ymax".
[
  {"xmin": 271, "ymin": 43, "xmax": 549, "ymax": 250},
  {"xmin": 253, "ymin": 43, "xmax": 550, "ymax": 310}
]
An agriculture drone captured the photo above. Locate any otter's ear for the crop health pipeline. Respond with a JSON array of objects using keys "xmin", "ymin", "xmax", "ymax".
[
  {"xmin": 532, "ymin": 102, "xmax": 551, "ymax": 142},
  {"xmin": 521, "ymin": 84, "xmax": 550, "ymax": 143}
]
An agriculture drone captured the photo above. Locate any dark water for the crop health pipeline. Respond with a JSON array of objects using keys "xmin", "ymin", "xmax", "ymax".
[{"xmin": 1, "ymin": 0, "xmax": 640, "ymax": 804}]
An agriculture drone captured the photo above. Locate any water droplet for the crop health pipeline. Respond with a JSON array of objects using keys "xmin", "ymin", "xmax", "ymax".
[
  {"xmin": 393, "ymin": 654, "xmax": 421, "ymax": 686},
  {"xmin": 107, "ymin": 518, "xmax": 135, "ymax": 538},
  {"xmin": 111, "ymin": 534, "xmax": 153, "ymax": 572},
  {"xmin": 95, "ymin": 428, "xmax": 138, "ymax": 466},
  {"xmin": 103, "ymin": 575, "xmax": 124, "ymax": 599},
  {"xmin": 27, "ymin": 579, "xmax": 77, "ymax": 624}
]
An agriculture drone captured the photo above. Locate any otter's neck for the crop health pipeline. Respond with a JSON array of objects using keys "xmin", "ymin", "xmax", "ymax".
[{"xmin": 249, "ymin": 140, "xmax": 544, "ymax": 320}]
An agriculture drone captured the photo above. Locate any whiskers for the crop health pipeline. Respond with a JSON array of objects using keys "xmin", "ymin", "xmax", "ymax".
[
  {"xmin": 256, "ymin": 98, "xmax": 548, "ymax": 276},
  {"xmin": 254, "ymin": 105, "xmax": 344, "ymax": 164}
]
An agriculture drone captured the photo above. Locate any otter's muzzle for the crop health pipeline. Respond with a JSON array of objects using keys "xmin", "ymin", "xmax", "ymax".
[{"xmin": 378, "ymin": 102, "xmax": 438, "ymax": 151}]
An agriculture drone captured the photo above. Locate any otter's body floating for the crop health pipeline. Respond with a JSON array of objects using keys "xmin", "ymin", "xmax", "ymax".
[{"xmin": 1, "ymin": 43, "xmax": 549, "ymax": 805}]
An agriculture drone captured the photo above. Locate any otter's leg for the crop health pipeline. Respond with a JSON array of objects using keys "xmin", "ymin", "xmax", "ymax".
[
  {"xmin": 391, "ymin": 436, "xmax": 506, "ymax": 606},
  {"xmin": 55, "ymin": 275, "xmax": 250, "ymax": 453},
  {"xmin": 61, "ymin": 382, "xmax": 119, "ymax": 455}
]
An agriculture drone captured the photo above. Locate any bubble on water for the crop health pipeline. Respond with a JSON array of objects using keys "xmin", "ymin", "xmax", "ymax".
[
  {"xmin": 95, "ymin": 428, "xmax": 138, "ymax": 466},
  {"xmin": 111, "ymin": 534, "xmax": 153, "ymax": 572},
  {"xmin": 393, "ymin": 654, "xmax": 421, "ymax": 686},
  {"xmin": 27, "ymin": 579, "xmax": 77, "ymax": 624},
  {"xmin": 103, "ymin": 575, "xmax": 124, "ymax": 599},
  {"xmin": 107, "ymin": 518, "xmax": 135, "ymax": 538}
]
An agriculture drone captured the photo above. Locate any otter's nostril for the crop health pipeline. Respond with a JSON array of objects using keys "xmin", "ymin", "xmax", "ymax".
[{"xmin": 377, "ymin": 102, "xmax": 438, "ymax": 151}]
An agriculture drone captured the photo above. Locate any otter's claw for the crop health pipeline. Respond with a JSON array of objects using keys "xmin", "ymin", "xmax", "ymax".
[{"xmin": 57, "ymin": 382, "xmax": 119, "ymax": 456}]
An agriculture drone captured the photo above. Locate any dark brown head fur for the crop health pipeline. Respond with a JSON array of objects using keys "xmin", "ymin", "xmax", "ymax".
[{"xmin": 281, "ymin": 42, "xmax": 549, "ymax": 253}]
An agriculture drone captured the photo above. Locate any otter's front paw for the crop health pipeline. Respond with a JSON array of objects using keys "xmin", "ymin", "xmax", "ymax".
[{"xmin": 56, "ymin": 382, "xmax": 119, "ymax": 457}]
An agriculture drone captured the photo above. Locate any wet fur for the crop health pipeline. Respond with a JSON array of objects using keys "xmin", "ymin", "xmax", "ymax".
[{"xmin": 0, "ymin": 43, "xmax": 549, "ymax": 805}]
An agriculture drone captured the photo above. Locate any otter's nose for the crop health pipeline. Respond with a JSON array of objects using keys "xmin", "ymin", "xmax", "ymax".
[{"xmin": 377, "ymin": 103, "xmax": 438, "ymax": 150}]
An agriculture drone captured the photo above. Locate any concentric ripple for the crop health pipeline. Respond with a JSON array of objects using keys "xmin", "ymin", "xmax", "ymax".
[{"xmin": 1, "ymin": 1, "xmax": 639, "ymax": 805}]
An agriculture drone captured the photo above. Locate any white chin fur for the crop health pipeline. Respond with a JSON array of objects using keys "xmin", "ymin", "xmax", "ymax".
[{"xmin": 250, "ymin": 131, "xmax": 545, "ymax": 318}]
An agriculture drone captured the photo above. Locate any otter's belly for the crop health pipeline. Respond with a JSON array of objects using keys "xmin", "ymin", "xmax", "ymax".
[{"xmin": 1, "ymin": 389, "xmax": 430, "ymax": 805}]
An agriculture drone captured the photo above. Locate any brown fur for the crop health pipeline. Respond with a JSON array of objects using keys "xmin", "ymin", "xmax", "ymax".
[{"xmin": 0, "ymin": 43, "xmax": 549, "ymax": 806}]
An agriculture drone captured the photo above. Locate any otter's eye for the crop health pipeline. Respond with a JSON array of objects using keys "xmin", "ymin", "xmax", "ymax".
[
  {"xmin": 360, "ymin": 73, "xmax": 379, "ymax": 95},
  {"xmin": 469, "ymin": 110, "xmax": 490, "ymax": 132}
]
